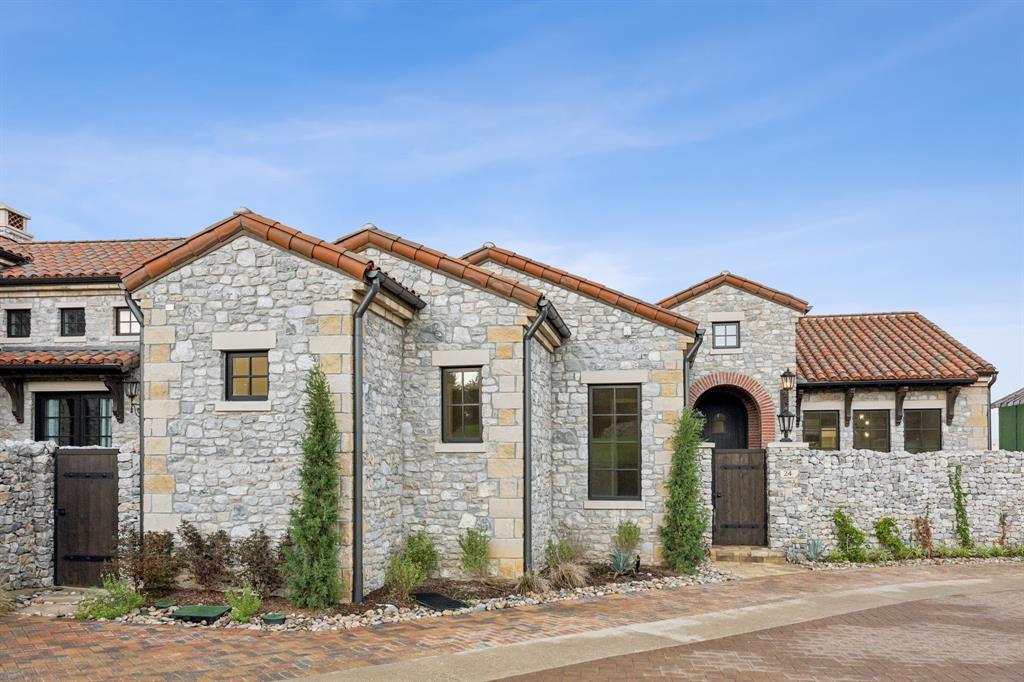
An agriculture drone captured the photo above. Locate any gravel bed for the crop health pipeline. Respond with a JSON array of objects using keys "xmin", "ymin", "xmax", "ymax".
[{"xmin": 803, "ymin": 555, "xmax": 1024, "ymax": 571}]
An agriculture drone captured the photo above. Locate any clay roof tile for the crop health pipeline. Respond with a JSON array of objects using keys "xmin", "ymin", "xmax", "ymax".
[{"xmin": 659, "ymin": 272, "xmax": 811, "ymax": 314}]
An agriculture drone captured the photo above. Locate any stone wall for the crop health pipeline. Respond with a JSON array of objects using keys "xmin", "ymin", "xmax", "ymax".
[
  {"xmin": 767, "ymin": 445, "xmax": 1024, "ymax": 551},
  {"xmin": 0, "ymin": 286, "xmax": 137, "ymax": 346},
  {"xmin": 0, "ymin": 440, "xmax": 56, "ymax": 590},
  {"xmin": 529, "ymin": 336, "xmax": 554, "ymax": 568}
]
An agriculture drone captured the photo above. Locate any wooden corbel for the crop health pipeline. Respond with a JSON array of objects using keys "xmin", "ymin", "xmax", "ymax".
[
  {"xmin": 945, "ymin": 386, "xmax": 961, "ymax": 426},
  {"xmin": 0, "ymin": 377, "xmax": 24, "ymax": 424},
  {"xmin": 795, "ymin": 389, "xmax": 803, "ymax": 427},
  {"xmin": 894, "ymin": 386, "xmax": 909, "ymax": 426},
  {"xmin": 843, "ymin": 388, "xmax": 856, "ymax": 427},
  {"xmin": 101, "ymin": 375, "xmax": 125, "ymax": 424}
]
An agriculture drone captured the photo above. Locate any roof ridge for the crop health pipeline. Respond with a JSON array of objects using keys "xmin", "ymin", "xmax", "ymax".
[
  {"xmin": 659, "ymin": 271, "xmax": 810, "ymax": 314},
  {"xmin": 28, "ymin": 237, "xmax": 184, "ymax": 244},
  {"xmin": 803, "ymin": 311, "xmax": 920, "ymax": 318}
]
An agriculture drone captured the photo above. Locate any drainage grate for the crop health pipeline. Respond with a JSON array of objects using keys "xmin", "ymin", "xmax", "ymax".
[{"xmin": 411, "ymin": 592, "xmax": 469, "ymax": 611}]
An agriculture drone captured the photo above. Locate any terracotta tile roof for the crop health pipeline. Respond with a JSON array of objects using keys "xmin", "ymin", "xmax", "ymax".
[
  {"xmin": 659, "ymin": 271, "xmax": 811, "ymax": 314},
  {"xmin": 796, "ymin": 312, "xmax": 995, "ymax": 384},
  {"xmin": 462, "ymin": 244, "xmax": 698, "ymax": 335},
  {"xmin": 991, "ymin": 387, "xmax": 1024, "ymax": 408},
  {"xmin": 0, "ymin": 237, "xmax": 32, "ymax": 264},
  {"xmin": 0, "ymin": 237, "xmax": 183, "ymax": 282},
  {"xmin": 0, "ymin": 348, "xmax": 140, "ymax": 369},
  {"xmin": 336, "ymin": 227, "xmax": 546, "ymax": 309},
  {"xmin": 125, "ymin": 212, "xmax": 373, "ymax": 292}
]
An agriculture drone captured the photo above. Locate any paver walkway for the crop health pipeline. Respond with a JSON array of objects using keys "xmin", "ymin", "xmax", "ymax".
[{"xmin": 1, "ymin": 562, "xmax": 1021, "ymax": 681}]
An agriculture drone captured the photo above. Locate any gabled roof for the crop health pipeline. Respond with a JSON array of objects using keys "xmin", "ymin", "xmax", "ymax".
[
  {"xmin": 796, "ymin": 312, "xmax": 995, "ymax": 384},
  {"xmin": 0, "ymin": 236, "xmax": 183, "ymax": 283},
  {"xmin": 462, "ymin": 244, "xmax": 698, "ymax": 335},
  {"xmin": 992, "ymin": 387, "xmax": 1024, "ymax": 408},
  {"xmin": 659, "ymin": 271, "xmax": 811, "ymax": 314},
  {"xmin": 0, "ymin": 348, "xmax": 140, "ymax": 370},
  {"xmin": 124, "ymin": 212, "xmax": 375, "ymax": 292}
]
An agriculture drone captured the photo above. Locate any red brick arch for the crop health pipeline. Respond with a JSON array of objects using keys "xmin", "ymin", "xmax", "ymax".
[{"xmin": 690, "ymin": 372, "xmax": 776, "ymax": 447}]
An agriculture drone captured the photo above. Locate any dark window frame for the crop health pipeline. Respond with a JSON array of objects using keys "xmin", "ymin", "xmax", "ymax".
[
  {"xmin": 904, "ymin": 408, "xmax": 942, "ymax": 454},
  {"xmin": 588, "ymin": 383, "xmax": 642, "ymax": 501},
  {"xmin": 711, "ymin": 321, "xmax": 741, "ymax": 349},
  {"xmin": 34, "ymin": 392, "xmax": 113, "ymax": 447},
  {"xmin": 6, "ymin": 308, "xmax": 30, "ymax": 338},
  {"xmin": 224, "ymin": 351, "xmax": 270, "ymax": 401},
  {"xmin": 60, "ymin": 307, "xmax": 86, "ymax": 337},
  {"xmin": 853, "ymin": 409, "xmax": 891, "ymax": 452},
  {"xmin": 114, "ymin": 307, "xmax": 140, "ymax": 336},
  {"xmin": 441, "ymin": 366, "xmax": 483, "ymax": 443},
  {"xmin": 803, "ymin": 410, "xmax": 840, "ymax": 450}
]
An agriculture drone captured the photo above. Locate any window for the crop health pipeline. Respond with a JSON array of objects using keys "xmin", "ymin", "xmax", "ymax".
[
  {"xmin": 803, "ymin": 410, "xmax": 840, "ymax": 450},
  {"xmin": 712, "ymin": 321, "xmax": 740, "ymax": 349},
  {"xmin": 853, "ymin": 410, "xmax": 890, "ymax": 452},
  {"xmin": 904, "ymin": 409, "xmax": 942, "ymax": 453},
  {"xmin": 6, "ymin": 309, "xmax": 30, "ymax": 338},
  {"xmin": 60, "ymin": 308, "xmax": 86, "ymax": 337},
  {"xmin": 225, "ymin": 351, "xmax": 269, "ymax": 401},
  {"xmin": 35, "ymin": 393, "xmax": 112, "ymax": 447},
  {"xmin": 114, "ymin": 307, "xmax": 140, "ymax": 335},
  {"xmin": 442, "ymin": 367, "xmax": 482, "ymax": 442},
  {"xmin": 589, "ymin": 385, "xmax": 641, "ymax": 500}
]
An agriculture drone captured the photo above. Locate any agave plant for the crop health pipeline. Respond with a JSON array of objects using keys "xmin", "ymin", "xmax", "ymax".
[
  {"xmin": 610, "ymin": 546, "xmax": 634, "ymax": 577},
  {"xmin": 805, "ymin": 538, "xmax": 826, "ymax": 562}
]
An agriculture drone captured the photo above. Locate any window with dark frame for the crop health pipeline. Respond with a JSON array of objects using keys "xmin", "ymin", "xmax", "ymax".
[
  {"xmin": 904, "ymin": 409, "xmax": 942, "ymax": 453},
  {"xmin": 225, "ymin": 351, "xmax": 270, "ymax": 401},
  {"xmin": 34, "ymin": 393, "xmax": 113, "ymax": 447},
  {"xmin": 588, "ymin": 384, "xmax": 641, "ymax": 500},
  {"xmin": 853, "ymin": 409, "xmax": 890, "ymax": 452},
  {"xmin": 114, "ymin": 307, "xmax": 140, "ymax": 335},
  {"xmin": 60, "ymin": 308, "xmax": 86, "ymax": 337},
  {"xmin": 803, "ymin": 410, "xmax": 839, "ymax": 450},
  {"xmin": 6, "ymin": 309, "xmax": 30, "ymax": 338},
  {"xmin": 442, "ymin": 367, "xmax": 482, "ymax": 442},
  {"xmin": 711, "ymin": 321, "xmax": 740, "ymax": 349}
]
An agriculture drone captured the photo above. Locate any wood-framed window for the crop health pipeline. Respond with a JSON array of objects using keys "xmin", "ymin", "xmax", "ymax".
[
  {"xmin": 114, "ymin": 307, "xmax": 140, "ymax": 336},
  {"xmin": 853, "ymin": 409, "xmax": 890, "ymax": 452},
  {"xmin": 35, "ymin": 393, "xmax": 113, "ymax": 447},
  {"xmin": 803, "ymin": 410, "xmax": 839, "ymax": 450},
  {"xmin": 225, "ymin": 351, "xmax": 269, "ymax": 401},
  {"xmin": 442, "ymin": 367, "xmax": 482, "ymax": 442},
  {"xmin": 6, "ymin": 309, "xmax": 30, "ymax": 338},
  {"xmin": 588, "ymin": 384, "xmax": 641, "ymax": 500},
  {"xmin": 711, "ymin": 321, "xmax": 740, "ymax": 349},
  {"xmin": 904, "ymin": 409, "xmax": 942, "ymax": 453},
  {"xmin": 60, "ymin": 308, "xmax": 86, "ymax": 337}
]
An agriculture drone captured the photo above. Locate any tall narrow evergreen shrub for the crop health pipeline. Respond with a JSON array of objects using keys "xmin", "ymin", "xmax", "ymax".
[
  {"xmin": 659, "ymin": 408, "xmax": 708, "ymax": 574},
  {"xmin": 948, "ymin": 464, "xmax": 972, "ymax": 548},
  {"xmin": 282, "ymin": 367, "xmax": 341, "ymax": 607}
]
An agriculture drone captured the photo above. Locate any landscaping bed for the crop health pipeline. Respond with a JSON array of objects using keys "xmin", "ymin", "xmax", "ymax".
[{"xmin": 803, "ymin": 555, "xmax": 1024, "ymax": 571}]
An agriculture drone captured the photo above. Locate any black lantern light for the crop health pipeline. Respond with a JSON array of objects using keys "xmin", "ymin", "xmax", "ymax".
[
  {"xmin": 777, "ymin": 368, "xmax": 797, "ymax": 442},
  {"xmin": 124, "ymin": 379, "xmax": 140, "ymax": 414},
  {"xmin": 780, "ymin": 368, "xmax": 796, "ymax": 392},
  {"xmin": 777, "ymin": 408, "xmax": 795, "ymax": 442}
]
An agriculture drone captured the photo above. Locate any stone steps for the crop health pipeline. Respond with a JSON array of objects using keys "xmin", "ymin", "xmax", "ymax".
[{"xmin": 710, "ymin": 546, "xmax": 789, "ymax": 565}]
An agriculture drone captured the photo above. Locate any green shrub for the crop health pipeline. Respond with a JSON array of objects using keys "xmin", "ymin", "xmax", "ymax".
[
  {"xmin": 458, "ymin": 529, "xmax": 490, "ymax": 578},
  {"xmin": 614, "ymin": 521, "xmax": 641, "ymax": 553},
  {"xmin": 283, "ymin": 367, "xmax": 341, "ymax": 608},
  {"xmin": 543, "ymin": 537, "xmax": 576, "ymax": 567},
  {"xmin": 234, "ymin": 526, "xmax": 284, "ymax": 596},
  {"xmin": 543, "ymin": 537, "xmax": 589, "ymax": 589},
  {"xmin": 75, "ymin": 576, "xmax": 144, "ymax": 620},
  {"xmin": 112, "ymin": 524, "xmax": 180, "ymax": 594},
  {"xmin": 610, "ymin": 546, "xmax": 634, "ymax": 577},
  {"xmin": 227, "ymin": 584, "xmax": 262, "ymax": 623},
  {"xmin": 659, "ymin": 408, "xmax": 708, "ymax": 574},
  {"xmin": 403, "ymin": 531, "xmax": 439, "ymax": 578},
  {"xmin": 176, "ymin": 521, "xmax": 233, "ymax": 590},
  {"xmin": 804, "ymin": 538, "xmax": 826, "ymax": 562},
  {"xmin": 832, "ymin": 509, "xmax": 867, "ymax": 561},
  {"xmin": 988, "ymin": 543, "xmax": 1008, "ymax": 558},
  {"xmin": 874, "ymin": 517, "xmax": 910, "ymax": 559},
  {"xmin": 385, "ymin": 553, "xmax": 425, "ymax": 600},
  {"xmin": 948, "ymin": 464, "xmax": 972, "ymax": 548}
]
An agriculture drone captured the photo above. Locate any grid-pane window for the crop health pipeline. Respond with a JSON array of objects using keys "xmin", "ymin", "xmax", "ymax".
[
  {"xmin": 854, "ymin": 410, "xmax": 890, "ymax": 452},
  {"xmin": 6, "ymin": 309, "xmax": 30, "ymax": 338},
  {"xmin": 226, "ymin": 352, "xmax": 270, "ymax": 400},
  {"xmin": 115, "ymin": 307, "xmax": 140, "ymax": 335},
  {"xmin": 589, "ymin": 385, "xmax": 641, "ymax": 500},
  {"xmin": 60, "ymin": 308, "xmax": 86, "ymax": 336},
  {"xmin": 904, "ymin": 409, "xmax": 942, "ymax": 453},
  {"xmin": 36, "ymin": 393, "xmax": 113, "ymax": 447},
  {"xmin": 712, "ymin": 321, "xmax": 740, "ymax": 349},
  {"xmin": 443, "ymin": 367, "xmax": 482, "ymax": 442},
  {"xmin": 803, "ymin": 410, "xmax": 839, "ymax": 450}
]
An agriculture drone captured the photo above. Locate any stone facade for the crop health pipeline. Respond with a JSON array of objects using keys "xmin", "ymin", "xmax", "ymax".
[
  {"xmin": 767, "ymin": 444, "xmax": 1024, "ymax": 550},
  {"xmin": 0, "ymin": 440, "xmax": 55, "ymax": 590}
]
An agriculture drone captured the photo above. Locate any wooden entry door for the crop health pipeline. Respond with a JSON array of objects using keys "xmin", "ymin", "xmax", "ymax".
[
  {"xmin": 712, "ymin": 449, "xmax": 767, "ymax": 546},
  {"xmin": 698, "ymin": 394, "xmax": 748, "ymax": 449},
  {"xmin": 55, "ymin": 448, "xmax": 118, "ymax": 586}
]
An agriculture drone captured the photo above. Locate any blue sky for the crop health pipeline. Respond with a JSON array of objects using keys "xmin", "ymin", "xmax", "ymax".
[{"xmin": 2, "ymin": 1, "xmax": 1022, "ymax": 404}]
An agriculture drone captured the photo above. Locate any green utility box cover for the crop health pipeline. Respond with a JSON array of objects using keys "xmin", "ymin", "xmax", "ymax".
[{"xmin": 170, "ymin": 605, "xmax": 230, "ymax": 624}]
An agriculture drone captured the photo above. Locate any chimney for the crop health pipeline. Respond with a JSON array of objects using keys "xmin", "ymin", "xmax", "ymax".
[{"xmin": 0, "ymin": 204, "xmax": 33, "ymax": 243}]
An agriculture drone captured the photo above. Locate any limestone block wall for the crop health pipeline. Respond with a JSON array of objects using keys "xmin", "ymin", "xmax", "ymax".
[
  {"xmin": 0, "ymin": 440, "xmax": 55, "ymax": 590},
  {"xmin": 767, "ymin": 444, "xmax": 1024, "ymax": 551},
  {"xmin": 529, "ymin": 336, "xmax": 555, "ymax": 568}
]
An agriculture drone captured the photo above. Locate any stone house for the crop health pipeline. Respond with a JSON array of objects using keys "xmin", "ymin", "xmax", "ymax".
[{"xmin": 2, "ymin": 204, "xmax": 1018, "ymax": 595}]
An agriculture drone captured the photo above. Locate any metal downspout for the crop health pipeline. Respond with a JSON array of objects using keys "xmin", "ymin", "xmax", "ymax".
[
  {"xmin": 352, "ymin": 270, "xmax": 382, "ymax": 603},
  {"xmin": 522, "ymin": 300, "xmax": 551, "ymax": 574},
  {"xmin": 123, "ymin": 291, "xmax": 145, "ymax": 533},
  {"xmin": 987, "ymin": 373, "xmax": 997, "ymax": 450},
  {"xmin": 682, "ymin": 328, "xmax": 705, "ymax": 407}
]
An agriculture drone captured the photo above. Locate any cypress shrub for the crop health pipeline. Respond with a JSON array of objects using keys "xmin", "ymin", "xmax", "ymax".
[{"xmin": 659, "ymin": 408, "xmax": 708, "ymax": 574}]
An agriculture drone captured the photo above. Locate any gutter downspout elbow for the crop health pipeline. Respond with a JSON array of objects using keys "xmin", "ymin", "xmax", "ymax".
[
  {"xmin": 522, "ymin": 300, "xmax": 551, "ymax": 574},
  {"xmin": 682, "ymin": 328, "xmax": 705, "ymax": 408},
  {"xmin": 353, "ymin": 270, "xmax": 382, "ymax": 604}
]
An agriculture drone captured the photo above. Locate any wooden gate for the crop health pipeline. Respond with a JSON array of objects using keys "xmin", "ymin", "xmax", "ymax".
[
  {"xmin": 54, "ymin": 448, "xmax": 118, "ymax": 586},
  {"xmin": 712, "ymin": 449, "xmax": 767, "ymax": 546}
]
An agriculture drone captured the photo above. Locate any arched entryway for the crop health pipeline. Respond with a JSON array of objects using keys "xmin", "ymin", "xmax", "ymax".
[{"xmin": 690, "ymin": 372, "xmax": 776, "ymax": 448}]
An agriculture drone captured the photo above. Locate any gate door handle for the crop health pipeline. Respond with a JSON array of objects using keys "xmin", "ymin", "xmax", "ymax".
[
  {"xmin": 715, "ymin": 491, "xmax": 722, "ymax": 499},
  {"xmin": 57, "ymin": 508, "xmax": 67, "ymax": 516}
]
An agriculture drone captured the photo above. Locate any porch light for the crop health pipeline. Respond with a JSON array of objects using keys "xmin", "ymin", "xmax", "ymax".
[
  {"xmin": 124, "ymin": 379, "xmax": 140, "ymax": 414},
  {"xmin": 780, "ymin": 368, "xmax": 796, "ymax": 392},
  {"xmin": 778, "ymin": 408, "xmax": 795, "ymax": 442}
]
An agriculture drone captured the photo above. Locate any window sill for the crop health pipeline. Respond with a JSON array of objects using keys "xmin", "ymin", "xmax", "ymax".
[
  {"xmin": 2, "ymin": 337, "xmax": 34, "ymax": 344},
  {"xmin": 214, "ymin": 400, "xmax": 272, "ymax": 412},
  {"xmin": 435, "ymin": 442, "xmax": 487, "ymax": 453},
  {"xmin": 584, "ymin": 500, "xmax": 645, "ymax": 510},
  {"xmin": 709, "ymin": 347, "xmax": 743, "ymax": 355}
]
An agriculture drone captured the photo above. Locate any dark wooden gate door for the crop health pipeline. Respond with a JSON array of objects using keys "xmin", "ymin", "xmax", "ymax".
[
  {"xmin": 712, "ymin": 449, "xmax": 766, "ymax": 546},
  {"xmin": 55, "ymin": 448, "xmax": 118, "ymax": 586},
  {"xmin": 697, "ymin": 394, "xmax": 748, "ymax": 449}
]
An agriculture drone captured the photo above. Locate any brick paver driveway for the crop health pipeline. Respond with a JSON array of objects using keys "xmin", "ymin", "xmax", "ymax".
[{"xmin": 2, "ymin": 562, "xmax": 1022, "ymax": 681}]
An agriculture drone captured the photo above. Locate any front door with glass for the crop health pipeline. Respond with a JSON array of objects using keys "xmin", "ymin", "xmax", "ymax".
[{"xmin": 34, "ymin": 393, "xmax": 114, "ymax": 447}]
